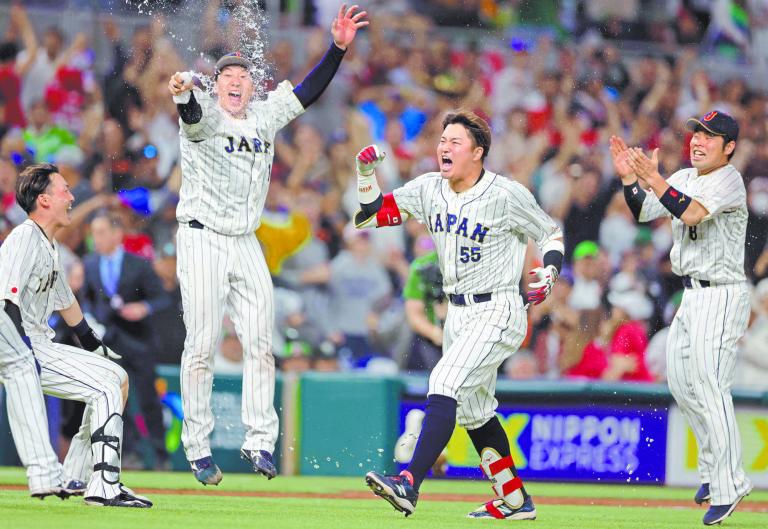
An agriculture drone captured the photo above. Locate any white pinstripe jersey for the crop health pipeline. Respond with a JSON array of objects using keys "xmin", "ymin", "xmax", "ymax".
[
  {"xmin": 174, "ymin": 80, "xmax": 304, "ymax": 235},
  {"xmin": 638, "ymin": 164, "xmax": 747, "ymax": 283},
  {"xmin": 393, "ymin": 171, "xmax": 562, "ymax": 295},
  {"xmin": 0, "ymin": 220, "xmax": 75, "ymax": 339}
]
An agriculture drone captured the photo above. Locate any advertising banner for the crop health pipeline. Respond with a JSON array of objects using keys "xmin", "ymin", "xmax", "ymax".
[
  {"xmin": 666, "ymin": 405, "xmax": 768, "ymax": 489},
  {"xmin": 400, "ymin": 401, "xmax": 668, "ymax": 483}
]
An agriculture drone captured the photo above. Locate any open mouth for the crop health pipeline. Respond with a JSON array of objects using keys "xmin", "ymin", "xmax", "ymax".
[
  {"xmin": 228, "ymin": 91, "xmax": 242, "ymax": 105},
  {"xmin": 691, "ymin": 149, "xmax": 706, "ymax": 161},
  {"xmin": 440, "ymin": 156, "xmax": 453, "ymax": 171}
]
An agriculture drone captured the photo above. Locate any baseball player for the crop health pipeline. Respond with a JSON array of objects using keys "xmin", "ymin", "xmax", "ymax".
[
  {"xmin": 0, "ymin": 309, "xmax": 68, "ymax": 498},
  {"xmin": 0, "ymin": 163, "xmax": 151, "ymax": 507},
  {"xmin": 167, "ymin": 4, "xmax": 368, "ymax": 485},
  {"xmin": 357, "ymin": 110, "xmax": 564, "ymax": 519},
  {"xmin": 613, "ymin": 110, "xmax": 752, "ymax": 526}
]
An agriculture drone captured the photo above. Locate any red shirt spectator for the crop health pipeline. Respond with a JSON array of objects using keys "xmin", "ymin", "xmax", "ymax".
[{"xmin": 0, "ymin": 63, "xmax": 25, "ymax": 128}]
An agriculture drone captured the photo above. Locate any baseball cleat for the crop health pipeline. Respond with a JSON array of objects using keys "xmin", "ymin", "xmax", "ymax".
[
  {"xmin": 190, "ymin": 456, "xmax": 223, "ymax": 485},
  {"xmin": 695, "ymin": 483, "xmax": 711, "ymax": 505},
  {"xmin": 85, "ymin": 484, "xmax": 152, "ymax": 508},
  {"xmin": 62, "ymin": 479, "xmax": 87, "ymax": 496},
  {"xmin": 365, "ymin": 471, "xmax": 418, "ymax": 516},
  {"xmin": 241, "ymin": 449, "xmax": 277, "ymax": 479},
  {"xmin": 467, "ymin": 496, "xmax": 537, "ymax": 520},
  {"xmin": 702, "ymin": 488, "xmax": 751, "ymax": 526},
  {"xmin": 30, "ymin": 485, "xmax": 68, "ymax": 500}
]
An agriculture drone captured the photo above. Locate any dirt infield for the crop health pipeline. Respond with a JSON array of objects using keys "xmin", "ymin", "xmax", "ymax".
[{"xmin": 2, "ymin": 484, "xmax": 767, "ymax": 512}]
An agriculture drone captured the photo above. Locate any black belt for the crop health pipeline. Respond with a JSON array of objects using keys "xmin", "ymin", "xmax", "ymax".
[
  {"xmin": 448, "ymin": 293, "xmax": 492, "ymax": 306},
  {"xmin": 682, "ymin": 275, "xmax": 710, "ymax": 288},
  {"xmin": 189, "ymin": 219, "xmax": 204, "ymax": 229}
]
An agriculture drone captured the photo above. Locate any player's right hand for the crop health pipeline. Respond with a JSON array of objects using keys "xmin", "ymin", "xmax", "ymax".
[
  {"xmin": 526, "ymin": 265, "xmax": 559, "ymax": 306},
  {"xmin": 609, "ymin": 135, "xmax": 636, "ymax": 184},
  {"xmin": 356, "ymin": 144, "xmax": 386, "ymax": 176},
  {"xmin": 168, "ymin": 71, "xmax": 194, "ymax": 96},
  {"xmin": 100, "ymin": 344, "xmax": 122, "ymax": 361}
]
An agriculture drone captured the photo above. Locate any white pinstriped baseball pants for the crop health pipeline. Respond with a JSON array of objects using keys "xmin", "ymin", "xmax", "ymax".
[
  {"xmin": 666, "ymin": 282, "xmax": 752, "ymax": 505},
  {"xmin": 429, "ymin": 290, "xmax": 527, "ymax": 430},
  {"xmin": 0, "ymin": 310, "xmax": 62, "ymax": 493},
  {"xmin": 30, "ymin": 339, "xmax": 128, "ymax": 500},
  {"xmin": 177, "ymin": 224, "xmax": 277, "ymax": 461}
]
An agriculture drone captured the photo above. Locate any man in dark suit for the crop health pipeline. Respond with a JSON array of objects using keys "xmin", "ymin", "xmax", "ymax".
[{"xmin": 82, "ymin": 212, "xmax": 172, "ymax": 469}]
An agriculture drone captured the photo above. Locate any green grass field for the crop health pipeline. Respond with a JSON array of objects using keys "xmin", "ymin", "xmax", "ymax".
[{"xmin": 1, "ymin": 467, "xmax": 766, "ymax": 528}]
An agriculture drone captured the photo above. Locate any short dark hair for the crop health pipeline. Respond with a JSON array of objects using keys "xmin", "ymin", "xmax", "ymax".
[
  {"xmin": 441, "ymin": 110, "xmax": 492, "ymax": 161},
  {"xmin": 15, "ymin": 163, "xmax": 59, "ymax": 214}
]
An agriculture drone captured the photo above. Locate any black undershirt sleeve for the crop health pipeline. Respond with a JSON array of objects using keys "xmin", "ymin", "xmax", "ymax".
[
  {"xmin": 3, "ymin": 301, "xmax": 28, "ymax": 344},
  {"xmin": 293, "ymin": 43, "xmax": 346, "ymax": 108},
  {"xmin": 177, "ymin": 91, "xmax": 202, "ymax": 124}
]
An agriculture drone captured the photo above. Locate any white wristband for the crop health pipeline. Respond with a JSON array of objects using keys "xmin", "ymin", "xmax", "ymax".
[{"xmin": 357, "ymin": 170, "xmax": 382, "ymax": 205}]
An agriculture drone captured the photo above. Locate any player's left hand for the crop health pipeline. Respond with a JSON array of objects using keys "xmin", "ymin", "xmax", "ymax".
[
  {"xmin": 526, "ymin": 265, "xmax": 559, "ymax": 305},
  {"xmin": 331, "ymin": 4, "xmax": 369, "ymax": 50},
  {"xmin": 626, "ymin": 147, "xmax": 661, "ymax": 187}
]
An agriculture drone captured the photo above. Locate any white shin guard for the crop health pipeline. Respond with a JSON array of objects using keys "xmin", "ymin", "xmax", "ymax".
[{"xmin": 480, "ymin": 447, "xmax": 524, "ymax": 508}]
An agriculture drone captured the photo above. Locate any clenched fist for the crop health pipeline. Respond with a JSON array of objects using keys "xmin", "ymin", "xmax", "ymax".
[
  {"xmin": 356, "ymin": 144, "xmax": 386, "ymax": 176},
  {"xmin": 168, "ymin": 71, "xmax": 194, "ymax": 96}
]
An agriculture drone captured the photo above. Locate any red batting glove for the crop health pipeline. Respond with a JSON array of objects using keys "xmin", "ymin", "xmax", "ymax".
[
  {"xmin": 526, "ymin": 265, "xmax": 559, "ymax": 305},
  {"xmin": 356, "ymin": 144, "xmax": 386, "ymax": 176}
]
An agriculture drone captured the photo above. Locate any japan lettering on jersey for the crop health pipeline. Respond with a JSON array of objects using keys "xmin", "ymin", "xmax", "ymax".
[
  {"xmin": 392, "ymin": 172, "xmax": 562, "ymax": 295},
  {"xmin": 175, "ymin": 81, "xmax": 304, "ymax": 235}
]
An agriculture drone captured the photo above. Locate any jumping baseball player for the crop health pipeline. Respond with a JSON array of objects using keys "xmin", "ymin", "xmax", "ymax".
[
  {"xmin": 0, "ymin": 163, "xmax": 151, "ymax": 507},
  {"xmin": 167, "ymin": 4, "xmax": 368, "ymax": 485},
  {"xmin": 613, "ymin": 110, "xmax": 752, "ymax": 526},
  {"xmin": 357, "ymin": 110, "xmax": 564, "ymax": 519}
]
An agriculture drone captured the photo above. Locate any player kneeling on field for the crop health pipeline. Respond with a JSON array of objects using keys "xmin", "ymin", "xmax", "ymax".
[{"xmin": 0, "ymin": 163, "xmax": 151, "ymax": 508}]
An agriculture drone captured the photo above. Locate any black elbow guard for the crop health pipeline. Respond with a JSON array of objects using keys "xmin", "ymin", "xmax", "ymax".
[{"xmin": 359, "ymin": 194, "xmax": 383, "ymax": 219}]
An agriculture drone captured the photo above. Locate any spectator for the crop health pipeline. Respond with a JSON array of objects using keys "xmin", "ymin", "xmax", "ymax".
[
  {"xmin": 22, "ymin": 99, "xmax": 77, "ymax": 163},
  {"xmin": 0, "ymin": 5, "xmax": 38, "ymax": 129},
  {"xmin": 402, "ymin": 236, "xmax": 445, "ymax": 372},
  {"xmin": 568, "ymin": 240, "xmax": 605, "ymax": 311},
  {"xmin": 327, "ymin": 224, "xmax": 393, "ymax": 366},
  {"xmin": 567, "ymin": 275, "xmax": 654, "ymax": 382},
  {"xmin": 645, "ymin": 290, "xmax": 684, "ymax": 382},
  {"xmin": 81, "ymin": 212, "xmax": 173, "ymax": 470}
]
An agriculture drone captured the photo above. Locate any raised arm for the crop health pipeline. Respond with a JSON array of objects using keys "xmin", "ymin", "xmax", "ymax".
[
  {"xmin": 11, "ymin": 5, "xmax": 38, "ymax": 77},
  {"xmin": 353, "ymin": 144, "xmax": 406, "ymax": 229},
  {"xmin": 169, "ymin": 72, "xmax": 220, "ymax": 140},
  {"xmin": 292, "ymin": 4, "xmax": 368, "ymax": 108}
]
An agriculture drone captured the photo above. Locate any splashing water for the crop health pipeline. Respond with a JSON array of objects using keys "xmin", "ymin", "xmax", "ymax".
[{"xmin": 124, "ymin": 0, "xmax": 271, "ymax": 99}]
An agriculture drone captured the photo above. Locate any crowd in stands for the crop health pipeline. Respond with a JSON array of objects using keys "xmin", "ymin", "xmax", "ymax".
[{"xmin": 1, "ymin": 0, "xmax": 767, "ymax": 396}]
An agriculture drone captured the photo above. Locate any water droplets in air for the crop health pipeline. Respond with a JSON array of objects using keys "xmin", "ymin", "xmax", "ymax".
[{"xmin": 123, "ymin": 0, "xmax": 270, "ymax": 99}]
